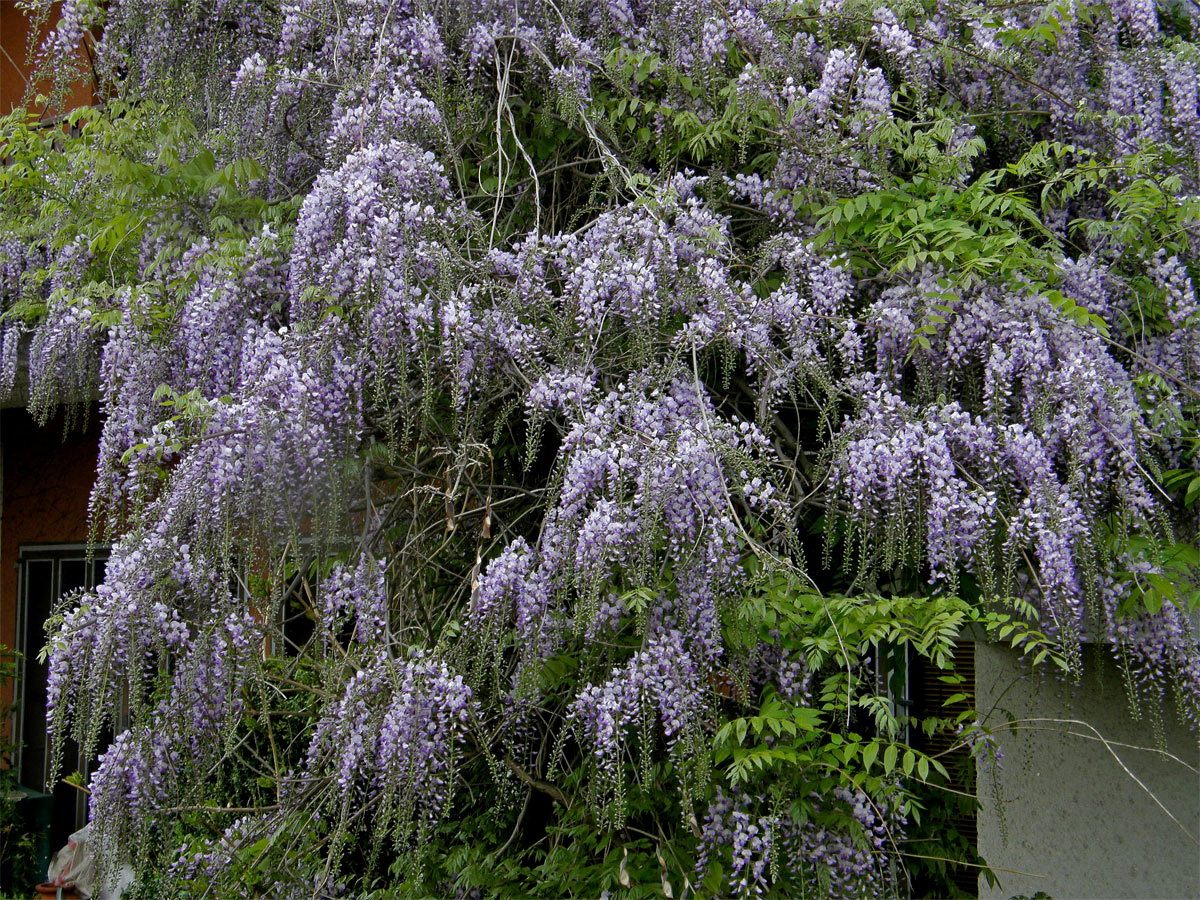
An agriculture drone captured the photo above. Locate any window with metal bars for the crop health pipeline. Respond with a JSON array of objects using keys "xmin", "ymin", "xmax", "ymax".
[{"xmin": 14, "ymin": 543, "xmax": 110, "ymax": 852}]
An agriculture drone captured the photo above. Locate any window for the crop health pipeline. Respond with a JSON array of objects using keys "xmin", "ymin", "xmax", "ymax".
[
  {"xmin": 906, "ymin": 640, "xmax": 979, "ymax": 897},
  {"xmin": 14, "ymin": 543, "xmax": 108, "ymax": 850}
]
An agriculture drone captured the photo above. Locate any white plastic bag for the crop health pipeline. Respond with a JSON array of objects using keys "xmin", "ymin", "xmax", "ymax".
[{"xmin": 47, "ymin": 824, "xmax": 134, "ymax": 899}]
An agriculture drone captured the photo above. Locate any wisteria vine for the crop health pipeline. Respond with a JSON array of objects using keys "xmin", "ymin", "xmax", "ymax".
[{"xmin": 1, "ymin": 0, "xmax": 1198, "ymax": 896}]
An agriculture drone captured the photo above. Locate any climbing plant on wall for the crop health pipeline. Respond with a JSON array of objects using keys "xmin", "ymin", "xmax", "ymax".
[{"xmin": 1, "ymin": 0, "xmax": 1197, "ymax": 896}]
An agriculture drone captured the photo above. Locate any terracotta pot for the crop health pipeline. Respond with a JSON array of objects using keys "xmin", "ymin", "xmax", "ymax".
[{"xmin": 34, "ymin": 882, "xmax": 82, "ymax": 899}]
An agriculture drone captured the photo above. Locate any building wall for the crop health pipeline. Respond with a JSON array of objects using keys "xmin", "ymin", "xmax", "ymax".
[
  {"xmin": 0, "ymin": 0, "xmax": 101, "ymax": 719},
  {"xmin": 976, "ymin": 642, "xmax": 1200, "ymax": 899},
  {"xmin": 0, "ymin": 408, "xmax": 100, "ymax": 722},
  {"xmin": 1, "ymin": 0, "xmax": 96, "ymax": 117}
]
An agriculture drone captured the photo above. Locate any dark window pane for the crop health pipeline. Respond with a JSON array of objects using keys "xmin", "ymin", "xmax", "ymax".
[
  {"xmin": 19, "ymin": 559, "xmax": 55, "ymax": 794},
  {"xmin": 60, "ymin": 559, "xmax": 87, "ymax": 594}
]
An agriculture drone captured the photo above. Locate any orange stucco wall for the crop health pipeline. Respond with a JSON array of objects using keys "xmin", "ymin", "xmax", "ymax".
[{"xmin": 1, "ymin": 1, "xmax": 96, "ymax": 117}]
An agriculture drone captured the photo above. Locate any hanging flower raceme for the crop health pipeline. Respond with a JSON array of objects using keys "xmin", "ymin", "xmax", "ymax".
[
  {"xmin": 299, "ymin": 653, "xmax": 474, "ymax": 859},
  {"xmin": 146, "ymin": 319, "xmax": 361, "ymax": 543},
  {"xmin": 570, "ymin": 629, "xmax": 709, "ymax": 826},
  {"xmin": 321, "ymin": 553, "xmax": 389, "ymax": 644},
  {"xmin": 27, "ymin": 238, "xmax": 100, "ymax": 421}
]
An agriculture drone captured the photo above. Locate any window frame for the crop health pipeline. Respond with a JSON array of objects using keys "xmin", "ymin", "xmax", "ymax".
[{"xmin": 13, "ymin": 542, "xmax": 110, "ymax": 839}]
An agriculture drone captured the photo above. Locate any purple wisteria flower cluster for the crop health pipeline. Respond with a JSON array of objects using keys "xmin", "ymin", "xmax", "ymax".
[
  {"xmin": 698, "ymin": 786, "xmax": 906, "ymax": 898},
  {"xmin": 301, "ymin": 652, "xmax": 474, "ymax": 862},
  {"xmin": 570, "ymin": 629, "xmax": 709, "ymax": 826}
]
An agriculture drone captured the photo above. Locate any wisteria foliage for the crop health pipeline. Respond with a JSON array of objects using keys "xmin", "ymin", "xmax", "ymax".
[{"xmin": 1, "ymin": 0, "xmax": 1199, "ymax": 896}]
